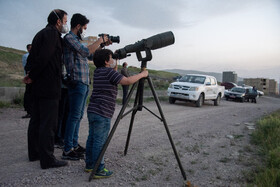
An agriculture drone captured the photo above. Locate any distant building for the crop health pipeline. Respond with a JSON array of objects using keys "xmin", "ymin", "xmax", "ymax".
[
  {"xmin": 269, "ymin": 79, "xmax": 279, "ymax": 95},
  {"xmin": 80, "ymin": 36, "xmax": 97, "ymax": 46},
  {"xmin": 222, "ymin": 71, "xmax": 237, "ymax": 83},
  {"xmin": 243, "ymin": 78, "xmax": 279, "ymax": 95}
]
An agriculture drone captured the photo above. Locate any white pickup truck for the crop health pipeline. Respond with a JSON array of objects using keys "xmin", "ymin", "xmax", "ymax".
[{"xmin": 167, "ymin": 74, "xmax": 225, "ymax": 107}]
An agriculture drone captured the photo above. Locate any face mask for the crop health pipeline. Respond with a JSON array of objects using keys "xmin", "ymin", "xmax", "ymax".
[
  {"xmin": 110, "ymin": 60, "xmax": 117, "ymax": 68},
  {"xmin": 52, "ymin": 10, "xmax": 68, "ymax": 34},
  {"xmin": 61, "ymin": 24, "xmax": 69, "ymax": 34},
  {"xmin": 81, "ymin": 30, "xmax": 86, "ymax": 40},
  {"xmin": 78, "ymin": 28, "xmax": 86, "ymax": 40}
]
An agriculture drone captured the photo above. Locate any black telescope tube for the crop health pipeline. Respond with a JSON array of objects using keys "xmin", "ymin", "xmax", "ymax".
[{"xmin": 116, "ymin": 31, "xmax": 175, "ymax": 59}]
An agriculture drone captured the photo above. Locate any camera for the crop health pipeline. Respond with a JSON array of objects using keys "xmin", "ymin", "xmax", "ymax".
[{"xmin": 98, "ymin": 34, "xmax": 120, "ymax": 43}]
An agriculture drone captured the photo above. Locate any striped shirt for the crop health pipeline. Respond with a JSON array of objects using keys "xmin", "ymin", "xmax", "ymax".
[
  {"xmin": 63, "ymin": 31, "xmax": 91, "ymax": 85},
  {"xmin": 87, "ymin": 67, "xmax": 123, "ymax": 118}
]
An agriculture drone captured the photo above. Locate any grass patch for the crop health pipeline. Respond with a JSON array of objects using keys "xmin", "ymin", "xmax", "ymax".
[
  {"xmin": 0, "ymin": 101, "xmax": 11, "ymax": 108},
  {"xmin": 248, "ymin": 110, "xmax": 280, "ymax": 186},
  {"xmin": 0, "ymin": 93, "xmax": 24, "ymax": 108}
]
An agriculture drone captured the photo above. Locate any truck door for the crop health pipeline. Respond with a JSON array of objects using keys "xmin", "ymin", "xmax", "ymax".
[
  {"xmin": 205, "ymin": 77, "xmax": 212, "ymax": 100},
  {"xmin": 210, "ymin": 77, "xmax": 217, "ymax": 99}
]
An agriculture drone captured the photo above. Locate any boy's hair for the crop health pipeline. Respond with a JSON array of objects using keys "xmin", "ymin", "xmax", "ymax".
[
  {"xmin": 93, "ymin": 49, "xmax": 113, "ymax": 68},
  {"xmin": 48, "ymin": 9, "xmax": 67, "ymax": 26},
  {"xmin": 70, "ymin": 13, "xmax": 89, "ymax": 29}
]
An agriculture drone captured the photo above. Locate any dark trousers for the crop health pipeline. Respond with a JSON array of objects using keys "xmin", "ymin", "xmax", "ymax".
[
  {"xmin": 122, "ymin": 85, "xmax": 129, "ymax": 105},
  {"xmin": 28, "ymin": 97, "xmax": 59, "ymax": 168},
  {"xmin": 56, "ymin": 88, "xmax": 69, "ymax": 142},
  {"xmin": 24, "ymin": 84, "xmax": 33, "ymax": 115}
]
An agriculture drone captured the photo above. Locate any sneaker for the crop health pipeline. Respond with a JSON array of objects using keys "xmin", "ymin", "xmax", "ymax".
[
  {"xmin": 61, "ymin": 149, "xmax": 81, "ymax": 160},
  {"xmin": 92, "ymin": 168, "xmax": 113, "ymax": 179},
  {"xmin": 84, "ymin": 168, "xmax": 93, "ymax": 173},
  {"xmin": 74, "ymin": 144, "xmax": 86, "ymax": 154}
]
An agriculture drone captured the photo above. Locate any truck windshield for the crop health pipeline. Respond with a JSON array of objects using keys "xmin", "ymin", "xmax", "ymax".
[{"xmin": 179, "ymin": 75, "xmax": 206, "ymax": 84}]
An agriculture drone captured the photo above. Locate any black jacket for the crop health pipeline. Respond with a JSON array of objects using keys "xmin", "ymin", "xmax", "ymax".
[{"xmin": 26, "ymin": 24, "xmax": 63, "ymax": 99}]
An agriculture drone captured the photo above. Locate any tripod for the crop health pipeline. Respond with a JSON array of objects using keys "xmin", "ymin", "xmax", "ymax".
[{"xmin": 89, "ymin": 49, "xmax": 186, "ymax": 181}]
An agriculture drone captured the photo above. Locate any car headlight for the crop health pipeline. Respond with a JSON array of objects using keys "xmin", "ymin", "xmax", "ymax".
[
  {"xmin": 189, "ymin": 87, "xmax": 199, "ymax": 91},
  {"xmin": 169, "ymin": 84, "xmax": 173, "ymax": 88}
]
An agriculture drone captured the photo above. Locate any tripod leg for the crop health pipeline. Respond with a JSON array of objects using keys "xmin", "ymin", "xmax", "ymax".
[
  {"xmin": 147, "ymin": 77, "xmax": 187, "ymax": 180},
  {"xmin": 89, "ymin": 82, "xmax": 137, "ymax": 181},
  {"xmin": 124, "ymin": 83, "xmax": 141, "ymax": 155}
]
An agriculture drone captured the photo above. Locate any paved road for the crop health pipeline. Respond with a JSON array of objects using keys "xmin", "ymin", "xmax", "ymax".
[{"xmin": 1, "ymin": 96, "xmax": 280, "ymax": 186}]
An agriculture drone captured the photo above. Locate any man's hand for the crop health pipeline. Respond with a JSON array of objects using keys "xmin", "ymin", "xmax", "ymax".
[
  {"xmin": 23, "ymin": 74, "xmax": 33, "ymax": 84},
  {"xmin": 98, "ymin": 35, "xmax": 112, "ymax": 47}
]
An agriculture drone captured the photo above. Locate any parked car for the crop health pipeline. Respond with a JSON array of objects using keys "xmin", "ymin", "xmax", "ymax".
[
  {"xmin": 221, "ymin": 82, "xmax": 237, "ymax": 90},
  {"xmin": 224, "ymin": 86, "xmax": 258, "ymax": 103},
  {"xmin": 167, "ymin": 74, "xmax": 225, "ymax": 107},
  {"xmin": 257, "ymin": 90, "xmax": 264, "ymax": 97}
]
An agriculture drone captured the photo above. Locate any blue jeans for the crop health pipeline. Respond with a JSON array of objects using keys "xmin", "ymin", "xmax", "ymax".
[
  {"xmin": 64, "ymin": 81, "xmax": 89, "ymax": 152},
  {"xmin": 86, "ymin": 112, "xmax": 111, "ymax": 171}
]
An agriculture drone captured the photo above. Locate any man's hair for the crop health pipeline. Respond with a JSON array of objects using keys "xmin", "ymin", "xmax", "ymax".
[
  {"xmin": 93, "ymin": 49, "xmax": 113, "ymax": 68},
  {"xmin": 70, "ymin": 13, "xmax": 89, "ymax": 29},
  {"xmin": 47, "ymin": 9, "xmax": 67, "ymax": 26},
  {"xmin": 122, "ymin": 62, "xmax": 127, "ymax": 67},
  {"xmin": 26, "ymin": 44, "xmax": 31, "ymax": 50}
]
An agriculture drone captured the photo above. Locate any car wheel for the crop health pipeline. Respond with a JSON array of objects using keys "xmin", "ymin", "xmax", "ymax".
[
  {"xmin": 241, "ymin": 97, "xmax": 245, "ymax": 103},
  {"xmin": 169, "ymin": 97, "xmax": 176, "ymax": 104},
  {"xmin": 195, "ymin": 94, "xmax": 204, "ymax": 107},
  {"xmin": 214, "ymin": 94, "xmax": 221, "ymax": 106}
]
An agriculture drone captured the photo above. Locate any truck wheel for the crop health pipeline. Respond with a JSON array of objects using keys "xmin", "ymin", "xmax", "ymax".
[
  {"xmin": 169, "ymin": 97, "xmax": 176, "ymax": 104},
  {"xmin": 195, "ymin": 94, "xmax": 204, "ymax": 107},
  {"xmin": 214, "ymin": 94, "xmax": 221, "ymax": 106}
]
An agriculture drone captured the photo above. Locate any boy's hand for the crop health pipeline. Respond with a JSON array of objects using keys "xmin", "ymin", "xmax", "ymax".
[{"xmin": 142, "ymin": 70, "xmax": 148, "ymax": 77}]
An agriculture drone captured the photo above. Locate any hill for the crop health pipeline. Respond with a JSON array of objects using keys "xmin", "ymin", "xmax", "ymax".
[
  {"xmin": 164, "ymin": 69, "xmax": 244, "ymax": 83},
  {"xmin": 0, "ymin": 46, "xmax": 180, "ymax": 89},
  {"xmin": 0, "ymin": 46, "xmax": 26, "ymax": 87}
]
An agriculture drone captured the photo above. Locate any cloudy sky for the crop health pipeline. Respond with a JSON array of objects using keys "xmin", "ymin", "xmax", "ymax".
[{"xmin": 0, "ymin": 0, "xmax": 279, "ymax": 81}]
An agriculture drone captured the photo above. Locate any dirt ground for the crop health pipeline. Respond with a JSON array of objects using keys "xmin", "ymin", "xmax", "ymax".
[{"xmin": 1, "ymin": 96, "xmax": 280, "ymax": 187}]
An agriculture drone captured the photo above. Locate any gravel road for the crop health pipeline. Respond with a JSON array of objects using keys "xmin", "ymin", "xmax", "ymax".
[{"xmin": 1, "ymin": 96, "xmax": 280, "ymax": 187}]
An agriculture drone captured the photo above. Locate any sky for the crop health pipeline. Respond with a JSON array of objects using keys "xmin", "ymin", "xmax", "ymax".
[{"xmin": 0, "ymin": 0, "xmax": 279, "ymax": 81}]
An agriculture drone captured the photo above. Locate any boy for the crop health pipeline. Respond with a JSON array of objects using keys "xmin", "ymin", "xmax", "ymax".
[{"xmin": 85, "ymin": 49, "xmax": 148, "ymax": 178}]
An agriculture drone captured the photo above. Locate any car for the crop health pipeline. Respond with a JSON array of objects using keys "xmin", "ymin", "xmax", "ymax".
[
  {"xmin": 167, "ymin": 74, "xmax": 225, "ymax": 107},
  {"xmin": 224, "ymin": 86, "xmax": 257, "ymax": 103},
  {"xmin": 221, "ymin": 82, "xmax": 237, "ymax": 90},
  {"xmin": 257, "ymin": 90, "xmax": 264, "ymax": 97}
]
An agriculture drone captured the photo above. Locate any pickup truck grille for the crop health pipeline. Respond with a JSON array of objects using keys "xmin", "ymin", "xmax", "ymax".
[{"xmin": 173, "ymin": 85, "xmax": 190, "ymax": 90}]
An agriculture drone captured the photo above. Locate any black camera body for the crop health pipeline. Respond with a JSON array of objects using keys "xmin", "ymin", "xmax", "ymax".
[{"xmin": 98, "ymin": 34, "xmax": 120, "ymax": 43}]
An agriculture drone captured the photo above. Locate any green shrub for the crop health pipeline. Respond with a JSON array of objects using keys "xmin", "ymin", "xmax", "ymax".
[
  {"xmin": 255, "ymin": 168, "xmax": 280, "ymax": 187},
  {"xmin": 249, "ymin": 110, "xmax": 280, "ymax": 186},
  {"xmin": 251, "ymin": 116, "xmax": 280, "ymax": 153},
  {"xmin": 0, "ymin": 101, "xmax": 10, "ymax": 108},
  {"xmin": 268, "ymin": 147, "xmax": 280, "ymax": 168},
  {"xmin": 12, "ymin": 93, "xmax": 24, "ymax": 106}
]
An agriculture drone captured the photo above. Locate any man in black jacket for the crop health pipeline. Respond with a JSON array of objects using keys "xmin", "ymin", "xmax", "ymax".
[{"xmin": 23, "ymin": 9, "xmax": 69, "ymax": 169}]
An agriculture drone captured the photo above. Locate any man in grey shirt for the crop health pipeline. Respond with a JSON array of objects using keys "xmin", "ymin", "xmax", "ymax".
[{"xmin": 120, "ymin": 62, "xmax": 130, "ymax": 105}]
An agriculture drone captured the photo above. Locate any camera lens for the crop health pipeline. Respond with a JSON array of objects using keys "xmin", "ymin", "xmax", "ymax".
[{"xmin": 110, "ymin": 36, "xmax": 120, "ymax": 43}]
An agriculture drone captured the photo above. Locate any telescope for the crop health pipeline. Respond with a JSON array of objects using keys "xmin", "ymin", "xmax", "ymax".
[{"xmin": 113, "ymin": 31, "xmax": 175, "ymax": 60}]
